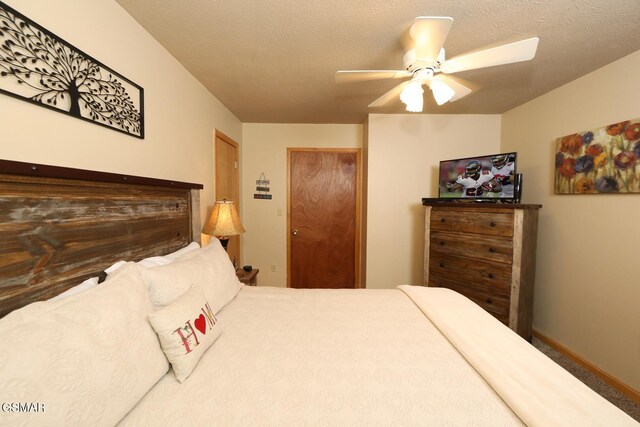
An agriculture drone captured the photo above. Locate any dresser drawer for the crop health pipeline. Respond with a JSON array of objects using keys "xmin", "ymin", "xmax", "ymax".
[
  {"xmin": 429, "ymin": 253, "xmax": 512, "ymax": 292},
  {"xmin": 430, "ymin": 231, "xmax": 513, "ymax": 265},
  {"xmin": 429, "ymin": 276, "xmax": 510, "ymax": 324},
  {"xmin": 430, "ymin": 208, "xmax": 514, "ymax": 237}
]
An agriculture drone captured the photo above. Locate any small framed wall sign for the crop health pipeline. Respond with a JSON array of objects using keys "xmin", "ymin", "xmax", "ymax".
[
  {"xmin": 254, "ymin": 172, "xmax": 272, "ymax": 199},
  {"xmin": 0, "ymin": 1, "xmax": 144, "ymax": 138}
]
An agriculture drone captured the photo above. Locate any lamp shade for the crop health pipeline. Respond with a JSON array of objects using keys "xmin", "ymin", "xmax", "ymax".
[{"xmin": 202, "ymin": 200, "xmax": 245, "ymax": 238}]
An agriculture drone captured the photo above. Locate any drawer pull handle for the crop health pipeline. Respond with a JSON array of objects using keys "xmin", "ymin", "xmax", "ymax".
[
  {"xmin": 486, "ymin": 298, "xmax": 493, "ymax": 304},
  {"xmin": 439, "ymin": 262, "xmax": 445, "ymax": 268},
  {"xmin": 488, "ymin": 273, "xmax": 495, "ymax": 279},
  {"xmin": 440, "ymin": 241, "xmax": 445, "ymax": 246},
  {"xmin": 490, "ymin": 221, "xmax": 497, "ymax": 227},
  {"xmin": 489, "ymin": 247, "xmax": 496, "ymax": 253},
  {"xmin": 440, "ymin": 218, "xmax": 446, "ymax": 223}
]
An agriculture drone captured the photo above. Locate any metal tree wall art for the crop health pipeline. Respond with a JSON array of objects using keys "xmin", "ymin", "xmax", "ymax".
[{"xmin": 0, "ymin": 2, "xmax": 144, "ymax": 138}]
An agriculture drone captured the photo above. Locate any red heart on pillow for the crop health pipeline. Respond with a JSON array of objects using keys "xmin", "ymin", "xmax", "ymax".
[{"xmin": 194, "ymin": 314, "xmax": 207, "ymax": 335}]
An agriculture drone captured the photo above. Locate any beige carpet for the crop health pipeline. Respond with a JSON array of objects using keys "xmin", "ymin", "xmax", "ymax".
[{"xmin": 532, "ymin": 337, "xmax": 640, "ymax": 422}]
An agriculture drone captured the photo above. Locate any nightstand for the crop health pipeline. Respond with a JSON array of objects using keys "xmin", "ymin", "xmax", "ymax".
[{"xmin": 237, "ymin": 269, "xmax": 259, "ymax": 286}]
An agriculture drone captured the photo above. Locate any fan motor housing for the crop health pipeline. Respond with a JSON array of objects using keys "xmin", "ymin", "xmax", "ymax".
[{"xmin": 403, "ymin": 49, "xmax": 440, "ymax": 72}]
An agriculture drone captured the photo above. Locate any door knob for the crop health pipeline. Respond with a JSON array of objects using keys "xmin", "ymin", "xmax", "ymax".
[{"xmin": 292, "ymin": 229, "xmax": 298, "ymax": 235}]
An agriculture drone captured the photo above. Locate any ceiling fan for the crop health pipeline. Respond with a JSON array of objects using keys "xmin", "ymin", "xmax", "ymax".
[{"xmin": 336, "ymin": 17, "xmax": 539, "ymax": 112}]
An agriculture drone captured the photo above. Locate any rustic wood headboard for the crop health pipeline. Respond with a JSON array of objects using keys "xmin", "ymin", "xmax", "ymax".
[{"xmin": 0, "ymin": 159, "xmax": 203, "ymax": 318}]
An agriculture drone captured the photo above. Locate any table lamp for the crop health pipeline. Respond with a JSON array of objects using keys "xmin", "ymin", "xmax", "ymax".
[{"xmin": 202, "ymin": 199, "xmax": 245, "ymax": 251}]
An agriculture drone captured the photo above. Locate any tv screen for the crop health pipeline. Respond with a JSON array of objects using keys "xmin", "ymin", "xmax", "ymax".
[{"xmin": 438, "ymin": 152, "xmax": 517, "ymax": 201}]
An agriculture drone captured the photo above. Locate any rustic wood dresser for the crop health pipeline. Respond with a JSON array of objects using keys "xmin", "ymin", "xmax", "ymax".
[{"xmin": 423, "ymin": 202, "xmax": 541, "ymax": 340}]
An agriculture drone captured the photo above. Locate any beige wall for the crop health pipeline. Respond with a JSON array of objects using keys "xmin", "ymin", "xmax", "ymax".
[
  {"xmin": 0, "ymin": 0, "xmax": 241, "ymax": 225},
  {"xmin": 240, "ymin": 123, "xmax": 363, "ymax": 286},
  {"xmin": 502, "ymin": 50, "xmax": 640, "ymax": 391},
  {"xmin": 366, "ymin": 114, "xmax": 502, "ymax": 289}
]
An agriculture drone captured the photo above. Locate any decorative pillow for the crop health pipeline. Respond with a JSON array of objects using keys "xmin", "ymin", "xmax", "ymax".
[
  {"xmin": 148, "ymin": 286, "xmax": 222, "ymax": 383},
  {"xmin": 139, "ymin": 239, "xmax": 243, "ymax": 313},
  {"xmin": 0, "ymin": 263, "xmax": 169, "ymax": 426}
]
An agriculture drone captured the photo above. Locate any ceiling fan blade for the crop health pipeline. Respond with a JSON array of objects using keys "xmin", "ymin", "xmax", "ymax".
[
  {"xmin": 368, "ymin": 81, "xmax": 412, "ymax": 108},
  {"xmin": 411, "ymin": 16, "xmax": 454, "ymax": 62},
  {"xmin": 440, "ymin": 37, "xmax": 539, "ymax": 74},
  {"xmin": 435, "ymin": 75, "xmax": 473, "ymax": 102},
  {"xmin": 336, "ymin": 70, "xmax": 412, "ymax": 82}
]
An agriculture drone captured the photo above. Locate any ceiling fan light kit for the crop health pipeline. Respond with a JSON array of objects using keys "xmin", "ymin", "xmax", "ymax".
[
  {"xmin": 430, "ymin": 79, "xmax": 455, "ymax": 105},
  {"xmin": 400, "ymin": 81, "xmax": 424, "ymax": 112},
  {"xmin": 337, "ymin": 16, "xmax": 539, "ymax": 113}
]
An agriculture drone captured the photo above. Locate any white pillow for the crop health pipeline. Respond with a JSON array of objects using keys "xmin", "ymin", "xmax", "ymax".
[
  {"xmin": 138, "ymin": 239, "xmax": 242, "ymax": 313},
  {"xmin": 48, "ymin": 260, "xmax": 128, "ymax": 301},
  {"xmin": 137, "ymin": 242, "xmax": 201, "ymax": 268},
  {"xmin": 49, "ymin": 276, "xmax": 100, "ymax": 301},
  {"xmin": 105, "ymin": 260, "xmax": 128, "ymax": 273},
  {"xmin": 47, "ymin": 243, "xmax": 201, "ymax": 301},
  {"xmin": 164, "ymin": 241, "xmax": 201, "ymax": 261},
  {"xmin": 0, "ymin": 263, "xmax": 169, "ymax": 426},
  {"xmin": 148, "ymin": 286, "xmax": 222, "ymax": 383}
]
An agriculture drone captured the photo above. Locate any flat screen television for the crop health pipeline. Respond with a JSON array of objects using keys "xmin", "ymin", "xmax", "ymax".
[{"xmin": 437, "ymin": 152, "xmax": 518, "ymax": 201}]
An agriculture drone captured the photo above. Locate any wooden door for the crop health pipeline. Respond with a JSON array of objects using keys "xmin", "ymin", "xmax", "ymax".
[
  {"xmin": 215, "ymin": 131, "xmax": 241, "ymax": 265},
  {"xmin": 288, "ymin": 148, "xmax": 360, "ymax": 288}
]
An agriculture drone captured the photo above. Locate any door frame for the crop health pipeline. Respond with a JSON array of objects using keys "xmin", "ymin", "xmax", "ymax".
[
  {"xmin": 214, "ymin": 130, "xmax": 241, "ymax": 264},
  {"xmin": 286, "ymin": 147, "xmax": 362, "ymax": 288}
]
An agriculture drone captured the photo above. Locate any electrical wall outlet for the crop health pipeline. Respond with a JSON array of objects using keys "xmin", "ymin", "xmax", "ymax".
[{"xmin": 271, "ymin": 264, "xmax": 276, "ymax": 272}]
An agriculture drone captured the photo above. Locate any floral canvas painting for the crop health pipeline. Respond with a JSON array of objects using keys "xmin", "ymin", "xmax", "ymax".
[{"xmin": 555, "ymin": 119, "xmax": 640, "ymax": 194}]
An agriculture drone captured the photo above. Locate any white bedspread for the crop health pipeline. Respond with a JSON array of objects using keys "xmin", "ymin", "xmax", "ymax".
[
  {"xmin": 399, "ymin": 286, "xmax": 637, "ymax": 427},
  {"xmin": 120, "ymin": 286, "xmax": 523, "ymax": 426}
]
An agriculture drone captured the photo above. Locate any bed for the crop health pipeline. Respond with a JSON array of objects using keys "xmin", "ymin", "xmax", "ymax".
[{"xmin": 0, "ymin": 160, "xmax": 636, "ymax": 426}]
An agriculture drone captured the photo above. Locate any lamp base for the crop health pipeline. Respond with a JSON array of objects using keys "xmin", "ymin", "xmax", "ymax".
[{"xmin": 219, "ymin": 237, "xmax": 230, "ymax": 251}]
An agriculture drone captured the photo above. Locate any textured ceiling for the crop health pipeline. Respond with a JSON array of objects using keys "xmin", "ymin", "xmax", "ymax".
[{"xmin": 115, "ymin": 0, "xmax": 640, "ymax": 124}]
